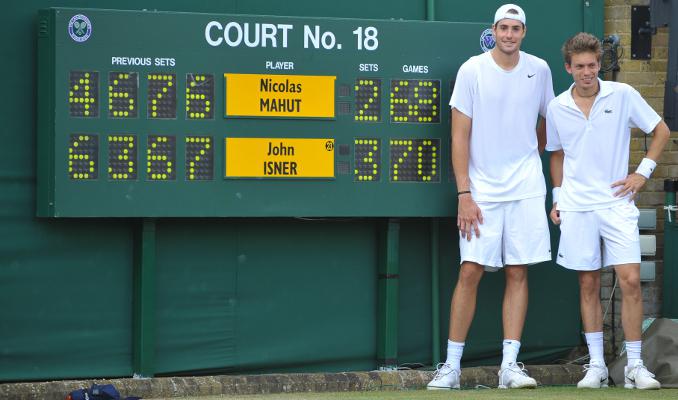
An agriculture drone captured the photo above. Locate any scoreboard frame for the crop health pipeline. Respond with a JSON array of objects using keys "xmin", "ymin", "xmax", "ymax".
[{"xmin": 37, "ymin": 8, "xmax": 487, "ymax": 217}]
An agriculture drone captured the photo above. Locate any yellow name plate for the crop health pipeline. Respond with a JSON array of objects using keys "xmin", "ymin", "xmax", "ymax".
[
  {"xmin": 224, "ymin": 74, "xmax": 336, "ymax": 118},
  {"xmin": 225, "ymin": 138, "xmax": 335, "ymax": 178}
]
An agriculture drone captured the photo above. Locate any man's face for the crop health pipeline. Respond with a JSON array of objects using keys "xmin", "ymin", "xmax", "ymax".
[
  {"xmin": 492, "ymin": 19, "xmax": 525, "ymax": 55},
  {"xmin": 565, "ymin": 51, "xmax": 600, "ymax": 90}
]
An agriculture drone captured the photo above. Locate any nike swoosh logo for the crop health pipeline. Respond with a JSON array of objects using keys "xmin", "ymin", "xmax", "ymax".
[
  {"xmin": 527, "ymin": 74, "xmax": 536, "ymax": 78},
  {"xmin": 605, "ymin": 109, "xmax": 613, "ymax": 113}
]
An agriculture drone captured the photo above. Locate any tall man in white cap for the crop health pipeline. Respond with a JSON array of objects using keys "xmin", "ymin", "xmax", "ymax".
[
  {"xmin": 547, "ymin": 32, "xmax": 669, "ymax": 390},
  {"xmin": 428, "ymin": 3, "xmax": 554, "ymax": 390}
]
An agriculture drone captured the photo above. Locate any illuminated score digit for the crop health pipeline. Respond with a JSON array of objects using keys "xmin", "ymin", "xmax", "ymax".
[
  {"xmin": 68, "ymin": 71, "xmax": 98, "ymax": 118},
  {"xmin": 389, "ymin": 138, "xmax": 440, "ymax": 182},
  {"xmin": 147, "ymin": 73, "xmax": 177, "ymax": 119},
  {"xmin": 147, "ymin": 135, "xmax": 176, "ymax": 181},
  {"xmin": 354, "ymin": 138, "xmax": 380, "ymax": 182},
  {"xmin": 108, "ymin": 72, "xmax": 138, "ymax": 118},
  {"xmin": 389, "ymin": 79, "xmax": 440, "ymax": 123},
  {"xmin": 186, "ymin": 74, "xmax": 214, "ymax": 119},
  {"xmin": 108, "ymin": 135, "xmax": 137, "ymax": 180},
  {"xmin": 68, "ymin": 134, "xmax": 98, "ymax": 180},
  {"xmin": 354, "ymin": 78, "xmax": 381, "ymax": 122},
  {"xmin": 185, "ymin": 136, "xmax": 214, "ymax": 180}
]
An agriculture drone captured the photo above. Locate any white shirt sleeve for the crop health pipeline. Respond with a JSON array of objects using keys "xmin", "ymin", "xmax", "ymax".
[
  {"xmin": 539, "ymin": 63, "xmax": 555, "ymax": 118},
  {"xmin": 449, "ymin": 60, "xmax": 475, "ymax": 118},
  {"xmin": 627, "ymin": 85, "xmax": 662, "ymax": 134},
  {"xmin": 545, "ymin": 102, "xmax": 562, "ymax": 151}
]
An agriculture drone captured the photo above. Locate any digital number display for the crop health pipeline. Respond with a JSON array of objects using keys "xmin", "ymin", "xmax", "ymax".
[
  {"xmin": 64, "ymin": 72, "xmax": 445, "ymax": 185},
  {"xmin": 354, "ymin": 78, "xmax": 381, "ymax": 122},
  {"xmin": 108, "ymin": 135, "xmax": 137, "ymax": 180},
  {"xmin": 186, "ymin": 74, "xmax": 214, "ymax": 119},
  {"xmin": 186, "ymin": 136, "xmax": 213, "ymax": 181},
  {"xmin": 108, "ymin": 72, "xmax": 138, "ymax": 118},
  {"xmin": 389, "ymin": 139, "xmax": 439, "ymax": 182},
  {"xmin": 147, "ymin": 73, "xmax": 176, "ymax": 119},
  {"xmin": 147, "ymin": 135, "xmax": 176, "ymax": 181},
  {"xmin": 68, "ymin": 71, "xmax": 98, "ymax": 118},
  {"xmin": 389, "ymin": 79, "xmax": 440, "ymax": 123},
  {"xmin": 68, "ymin": 134, "xmax": 98, "ymax": 179},
  {"xmin": 354, "ymin": 138, "xmax": 380, "ymax": 181}
]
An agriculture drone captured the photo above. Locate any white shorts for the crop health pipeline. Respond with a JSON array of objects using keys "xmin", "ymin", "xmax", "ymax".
[
  {"xmin": 459, "ymin": 196, "xmax": 551, "ymax": 271},
  {"xmin": 556, "ymin": 202, "xmax": 640, "ymax": 271}
]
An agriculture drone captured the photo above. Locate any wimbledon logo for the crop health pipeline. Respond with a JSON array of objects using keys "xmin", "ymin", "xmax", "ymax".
[
  {"xmin": 68, "ymin": 14, "xmax": 92, "ymax": 43},
  {"xmin": 480, "ymin": 28, "xmax": 495, "ymax": 52}
]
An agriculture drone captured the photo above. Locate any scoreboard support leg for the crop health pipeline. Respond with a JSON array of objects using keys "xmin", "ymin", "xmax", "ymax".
[
  {"xmin": 133, "ymin": 218, "xmax": 156, "ymax": 377},
  {"xmin": 377, "ymin": 218, "xmax": 399, "ymax": 370},
  {"xmin": 430, "ymin": 218, "xmax": 441, "ymax": 366}
]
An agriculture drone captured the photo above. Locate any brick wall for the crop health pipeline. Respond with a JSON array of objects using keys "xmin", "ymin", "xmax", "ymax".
[{"xmin": 601, "ymin": 0, "xmax": 676, "ymax": 359}]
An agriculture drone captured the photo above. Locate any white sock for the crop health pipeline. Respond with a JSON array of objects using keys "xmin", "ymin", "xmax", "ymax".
[
  {"xmin": 584, "ymin": 331, "xmax": 605, "ymax": 366},
  {"xmin": 626, "ymin": 340, "xmax": 642, "ymax": 367},
  {"xmin": 501, "ymin": 339, "xmax": 521, "ymax": 368},
  {"xmin": 445, "ymin": 340, "xmax": 464, "ymax": 371}
]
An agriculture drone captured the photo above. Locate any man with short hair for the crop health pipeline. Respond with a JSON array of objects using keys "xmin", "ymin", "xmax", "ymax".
[
  {"xmin": 427, "ymin": 4, "xmax": 554, "ymax": 390},
  {"xmin": 546, "ymin": 32, "xmax": 669, "ymax": 390}
]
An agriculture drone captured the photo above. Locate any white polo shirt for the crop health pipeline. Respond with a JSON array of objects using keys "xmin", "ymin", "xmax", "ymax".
[
  {"xmin": 450, "ymin": 51, "xmax": 554, "ymax": 202},
  {"xmin": 546, "ymin": 79, "xmax": 661, "ymax": 211}
]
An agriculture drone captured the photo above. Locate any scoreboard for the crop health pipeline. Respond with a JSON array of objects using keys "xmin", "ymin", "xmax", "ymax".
[{"xmin": 37, "ymin": 8, "xmax": 487, "ymax": 217}]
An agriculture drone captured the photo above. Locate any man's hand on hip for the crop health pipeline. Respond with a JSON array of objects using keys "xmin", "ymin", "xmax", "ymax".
[{"xmin": 611, "ymin": 173, "xmax": 647, "ymax": 202}]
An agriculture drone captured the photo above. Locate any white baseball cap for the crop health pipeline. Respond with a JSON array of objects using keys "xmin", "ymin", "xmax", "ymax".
[{"xmin": 494, "ymin": 4, "xmax": 526, "ymax": 25}]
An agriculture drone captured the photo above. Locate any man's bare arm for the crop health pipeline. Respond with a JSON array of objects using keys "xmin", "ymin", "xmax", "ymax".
[
  {"xmin": 451, "ymin": 108, "xmax": 483, "ymax": 240},
  {"xmin": 537, "ymin": 117, "xmax": 546, "ymax": 155},
  {"xmin": 611, "ymin": 120, "xmax": 671, "ymax": 199},
  {"xmin": 549, "ymin": 149, "xmax": 564, "ymax": 224},
  {"xmin": 645, "ymin": 120, "xmax": 671, "ymax": 162}
]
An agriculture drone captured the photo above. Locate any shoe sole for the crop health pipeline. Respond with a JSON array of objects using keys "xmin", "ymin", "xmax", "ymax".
[
  {"xmin": 578, "ymin": 379, "xmax": 609, "ymax": 389},
  {"xmin": 427, "ymin": 385, "xmax": 460, "ymax": 390},
  {"xmin": 624, "ymin": 383, "xmax": 661, "ymax": 390},
  {"xmin": 498, "ymin": 384, "xmax": 537, "ymax": 389}
]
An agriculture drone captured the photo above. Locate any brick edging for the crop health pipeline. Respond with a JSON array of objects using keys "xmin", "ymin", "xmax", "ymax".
[{"xmin": 0, "ymin": 364, "xmax": 584, "ymax": 400}]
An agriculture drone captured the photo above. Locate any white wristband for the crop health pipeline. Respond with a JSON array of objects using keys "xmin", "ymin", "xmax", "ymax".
[
  {"xmin": 552, "ymin": 187, "xmax": 561, "ymax": 204},
  {"xmin": 635, "ymin": 157, "xmax": 657, "ymax": 179}
]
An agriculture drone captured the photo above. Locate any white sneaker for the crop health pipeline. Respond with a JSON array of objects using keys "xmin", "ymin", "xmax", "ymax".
[
  {"xmin": 427, "ymin": 363, "xmax": 460, "ymax": 390},
  {"xmin": 498, "ymin": 362, "xmax": 537, "ymax": 389},
  {"xmin": 577, "ymin": 363, "xmax": 609, "ymax": 388},
  {"xmin": 624, "ymin": 360, "xmax": 661, "ymax": 390}
]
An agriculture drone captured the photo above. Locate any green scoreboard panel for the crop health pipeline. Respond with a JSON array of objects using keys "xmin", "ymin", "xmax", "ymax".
[{"xmin": 37, "ymin": 8, "xmax": 487, "ymax": 217}]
